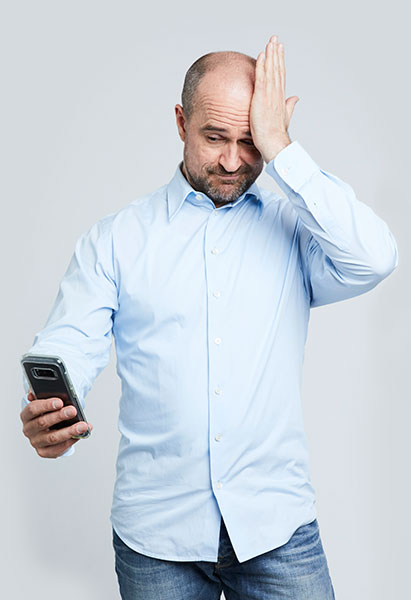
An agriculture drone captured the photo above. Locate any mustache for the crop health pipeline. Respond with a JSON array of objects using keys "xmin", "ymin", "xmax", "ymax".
[{"xmin": 206, "ymin": 165, "xmax": 251, "ymax": 176}]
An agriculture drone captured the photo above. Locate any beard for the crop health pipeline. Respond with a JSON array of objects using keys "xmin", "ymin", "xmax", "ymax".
[{"xmin": 182, "ymin": 157, "xmax": 262, "ymax": 205}]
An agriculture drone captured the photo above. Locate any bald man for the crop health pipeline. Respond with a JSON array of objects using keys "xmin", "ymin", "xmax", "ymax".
[{"xmin": 21, "ymin": 35, "xmax": 398, "ymax": 599}]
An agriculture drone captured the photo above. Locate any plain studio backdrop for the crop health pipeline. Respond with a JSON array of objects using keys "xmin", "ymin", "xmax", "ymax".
[{"xmin": 1, "ymin": 1, "xmax": 409, "ymax": 598}]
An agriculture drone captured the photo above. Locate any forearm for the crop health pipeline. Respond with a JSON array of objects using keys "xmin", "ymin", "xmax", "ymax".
[{"xmin": 267, "ymin": 140, "xmax": 398, "ymax": 280}]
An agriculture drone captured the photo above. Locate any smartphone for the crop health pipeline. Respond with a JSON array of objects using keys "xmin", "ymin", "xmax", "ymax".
[{"xmin": 21, "ymin": 353, "xmax": 91, "ymax": 439}]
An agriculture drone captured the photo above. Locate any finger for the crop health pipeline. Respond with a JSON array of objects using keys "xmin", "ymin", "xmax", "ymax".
[
  {"xmin": 23, "ymin": 403, "xmax": 78, "ymax": 437},
  {"xmin": 27, "ymin": 391, "xmax": 35, "ymax": 401},
  {"xmin": 20, "ymin": 397, "xmax": 64, "ymax": 425},
  {"xmin": 36, "ymin": 437, "xmax": 79, "ymax": 459},
  {"xmin": 32, "ymin": 420, "xmax": 90, "ymax": 449},
  {"xmin": 279, "ymin": 42, "xmax": 285, "ymax": 93},
  {"xmin": 274, "ymin": 40, "xmax": 285, "ymax": 104},
  {"xmin": 255, "ymin": 51, "xmax": 265, "ymax": 87},
  {"xmin": 273, "ymin": 37, "xmax": 280, "ymax": 87},
  {"xmin": 71, "ymin": 421, "xmax": 93, "ymax": 440},
  {"xmin": 265, "ymin": 38, "xmax": 274, "ymax": 84}
]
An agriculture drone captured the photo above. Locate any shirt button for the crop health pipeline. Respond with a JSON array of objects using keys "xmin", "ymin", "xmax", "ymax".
[
  {"xmin": 215, "ymin": 387, "xmax": 222, "ymax": 395},
  {"xmin": 281, "ymin": 167, "xmax": 289, "ymax": 176},
  {"xmin": 216, "ymin": 482, "xmax": 223, "ymax": 489},
  {"xmin": 211, "ymin": 247, "xmax": 219, "ymax": 255},
  {"xmin": 215, "ymin": 433, "xmax": 222, "ymax": 441},
  {"xmin": 213, "ymin": 290, "xmax": 221, "ymax": 298},
  {"xmin": 215, "ymin": 337, "xmax": 222, "ymax": 345}
]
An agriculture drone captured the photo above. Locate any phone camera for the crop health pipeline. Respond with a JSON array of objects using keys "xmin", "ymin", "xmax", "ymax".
[{"xmin": 32, "ymin": 367, "xmax": 58, "ymax": 380}]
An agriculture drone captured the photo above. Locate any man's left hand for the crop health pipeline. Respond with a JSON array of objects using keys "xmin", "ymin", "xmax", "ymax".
[{"xmin": 250, "ymin": 35, "xmax": 300, "ymax": 163}]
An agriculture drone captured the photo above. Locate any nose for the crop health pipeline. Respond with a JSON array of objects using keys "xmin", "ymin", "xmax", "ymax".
[{"xmin": 218, "ymin": 144, "xmax": 242, "ymax": 173}]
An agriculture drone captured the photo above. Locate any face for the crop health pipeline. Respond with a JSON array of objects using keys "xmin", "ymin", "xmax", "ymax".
[{"xmin": 175, "ymin": 66, "xmax": 263, "ymax": 207}]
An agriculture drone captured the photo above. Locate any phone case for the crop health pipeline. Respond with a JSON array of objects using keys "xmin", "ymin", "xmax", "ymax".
[{"xmin": 21, "ymin": 353, "xmax": 91, "ymax": 439}]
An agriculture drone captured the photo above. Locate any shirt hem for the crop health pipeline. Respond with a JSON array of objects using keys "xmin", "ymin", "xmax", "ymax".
[
  {"xmin": 234, "ymin": 504, "xmax": 318, "ymax": 563},
  {"xmin": 111, "ymin": 521, "xmax": 219, "ymax": 563},
  {"xmin": 110, "ymin": 502, "xmax": 317, "ymax": 564}
]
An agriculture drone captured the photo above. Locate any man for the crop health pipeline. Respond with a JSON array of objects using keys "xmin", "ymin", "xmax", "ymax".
[{"xmin": 20, "ymin": 35, "xmax": 398, "ymax": 599}]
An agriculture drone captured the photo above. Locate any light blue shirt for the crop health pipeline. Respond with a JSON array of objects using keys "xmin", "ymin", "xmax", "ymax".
[{"xmin": 22, "ymin": 140, "xmax": 398, "ymax": 563}]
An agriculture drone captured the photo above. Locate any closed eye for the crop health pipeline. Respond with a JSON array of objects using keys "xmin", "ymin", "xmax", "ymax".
[{"xmin": 206, "ymin": 136, "xmax": 254, "ymax": 145}]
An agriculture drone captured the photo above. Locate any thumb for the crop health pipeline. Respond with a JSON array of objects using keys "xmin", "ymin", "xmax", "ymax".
[{"xmin": 286, "ymin": 96, "xmax": 300, "ymax": 125}]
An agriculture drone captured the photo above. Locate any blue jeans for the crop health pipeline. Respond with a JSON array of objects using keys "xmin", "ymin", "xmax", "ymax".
[{"xmin": 112, "ymin": 517, "xmax": 336, "ymax": 599}]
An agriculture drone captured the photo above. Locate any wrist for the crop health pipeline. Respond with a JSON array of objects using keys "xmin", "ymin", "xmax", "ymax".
[{"xmin": 262, "ymin": 133, "xmax": 292, "ymax": 163}]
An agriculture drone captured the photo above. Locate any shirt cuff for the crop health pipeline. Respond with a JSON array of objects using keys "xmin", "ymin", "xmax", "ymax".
[{"xmin": 265, "ymin": 140, "xmax": 321, "ymax": 194}]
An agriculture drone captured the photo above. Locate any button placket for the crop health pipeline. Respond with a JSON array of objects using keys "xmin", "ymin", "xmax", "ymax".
[{"xmin": 204, "ymin": 210, "xmax": 227, "ymax": 494}]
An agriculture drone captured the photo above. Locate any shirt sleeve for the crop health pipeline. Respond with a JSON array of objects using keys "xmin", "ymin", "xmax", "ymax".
[
  {"xmin": 21, "ymin": 214, "xmax": 118, "ymax": 456},
  {"xmin": 265, "ymin": 140, "xmax": 399, "ymax": 307}
]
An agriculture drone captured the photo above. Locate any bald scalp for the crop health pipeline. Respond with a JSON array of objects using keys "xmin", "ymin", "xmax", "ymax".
[{"xmin": 181, "ymin": 51, "xmax": 256, "ymax": 120}]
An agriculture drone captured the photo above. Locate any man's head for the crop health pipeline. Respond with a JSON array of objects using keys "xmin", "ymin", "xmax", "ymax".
[{"xmin": 175, "ymin": 51, "xmax": 264, "ymax": 207}]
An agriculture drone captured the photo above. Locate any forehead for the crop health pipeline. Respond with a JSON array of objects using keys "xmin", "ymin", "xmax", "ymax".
[
  {"xmin": 194, "ymin": 96, "xmax": 251, "ymax": 132},
  {"xmin": 192, "ymin": 68, "xmax": 254, "ymax": 131}
]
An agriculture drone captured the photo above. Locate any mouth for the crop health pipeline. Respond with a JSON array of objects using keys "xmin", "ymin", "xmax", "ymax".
[{"xmin": 215, "ymin": 174, "xmax": 240, "ymax": 181}]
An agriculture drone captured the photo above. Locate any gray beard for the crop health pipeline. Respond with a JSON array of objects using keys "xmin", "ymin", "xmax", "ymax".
[
  {"xmin": 196, "ymin": 176, "xmax": 253, "ymax": 204},
  {"xmin": 182, "ymin": 164, "xmax": 257, "ymax": 205}
]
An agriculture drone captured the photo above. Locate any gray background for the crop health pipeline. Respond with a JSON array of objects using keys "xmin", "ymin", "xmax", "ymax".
[{"xmin": 1, "ymin": 1, "xmax": 409, "ymax": 598}]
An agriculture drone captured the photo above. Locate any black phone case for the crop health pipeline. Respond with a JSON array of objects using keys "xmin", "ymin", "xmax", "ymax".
[{"xmin": 21, "ymin": 354, "xmax": 91, "ymax": 439}]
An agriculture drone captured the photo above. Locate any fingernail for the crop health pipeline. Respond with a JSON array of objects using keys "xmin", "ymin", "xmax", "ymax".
[
  {"xmin": 76, "ymin": 423, "xmax": 87, "ymax": 434},
  {"xmin": 53, "ymin": 400, "xmax": 62, "ymax": 409},
  {"xmin": 64, "ymin": 407, "xmax": 74, "ymax": 417}
]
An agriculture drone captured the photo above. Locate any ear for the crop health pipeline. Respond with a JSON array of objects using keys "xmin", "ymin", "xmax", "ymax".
[{"xmin": 175, "ymin": 104, "xmax": 187, "ymax": 142}]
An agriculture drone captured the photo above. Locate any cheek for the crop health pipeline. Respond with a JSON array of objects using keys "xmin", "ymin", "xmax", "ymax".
[
  {"xmin": 186, "ymin": 140, "xmax": 219, "ymax": 170},
  {"xmin": 244, "ymin": 148, "xmax": 263, "ymax": 170}
]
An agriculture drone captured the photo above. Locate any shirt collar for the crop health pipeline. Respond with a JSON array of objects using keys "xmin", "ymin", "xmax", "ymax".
[{"xmin": 167, "ymin": 163, "xmax": 266, "ymax": 222}]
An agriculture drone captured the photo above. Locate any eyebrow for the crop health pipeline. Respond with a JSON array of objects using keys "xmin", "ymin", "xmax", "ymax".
[{"xmin": 200, "ymin": 124, "xmax": 252, "ymax": 137}]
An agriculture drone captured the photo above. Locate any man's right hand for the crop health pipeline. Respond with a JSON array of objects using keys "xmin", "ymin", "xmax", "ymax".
[{"xmin": 20, "ymin": 392, "xmax": 93, "ymax": 459}]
